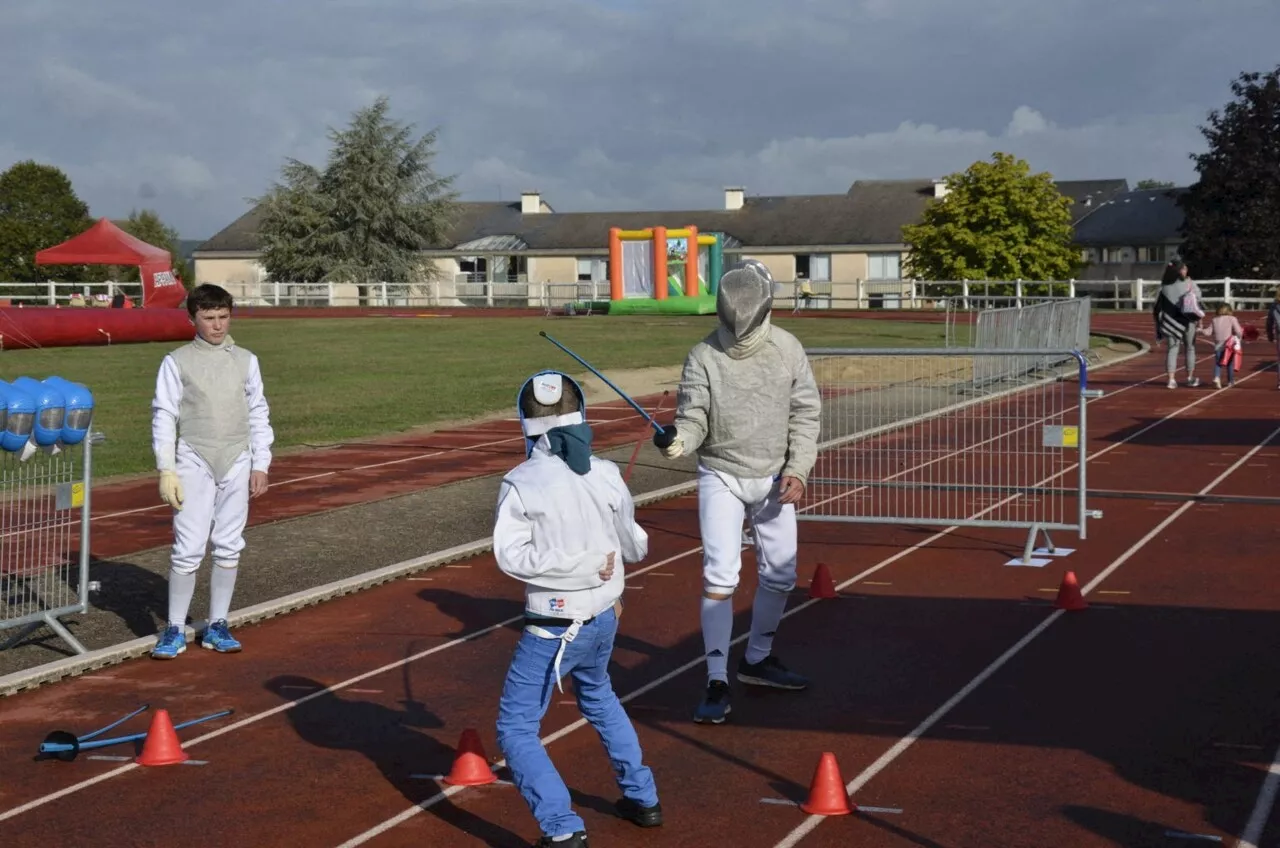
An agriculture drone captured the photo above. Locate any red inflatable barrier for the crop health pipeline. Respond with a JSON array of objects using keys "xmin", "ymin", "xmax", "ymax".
[{"xmin": 0, "ymin": 307, "xmax": 194, "ymax": 350}]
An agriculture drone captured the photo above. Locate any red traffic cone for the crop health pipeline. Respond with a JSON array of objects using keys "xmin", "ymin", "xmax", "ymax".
[
  {"xmin": 1053, "ymin": 570, "xmax": 1088, "ymax": 611},
  {"xmin": 799, "ymin": 752, "xmax": 853, "ymax": 816},
  {"xmin": 808, "ymin": 563, "xmax": 838, "ymax": 599},
  {"xmin": 134, "ymin": 709, "xmax": 190, "ymax": 766},
  {"xmin": 443, "ymin": 728, "xmax": 498, "ymax": 786}
]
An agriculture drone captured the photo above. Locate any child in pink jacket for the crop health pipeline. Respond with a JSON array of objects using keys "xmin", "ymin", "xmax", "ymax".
[{"xmin": 1202, "ymin": 303, "xmax": 1243, "ymax": 388}]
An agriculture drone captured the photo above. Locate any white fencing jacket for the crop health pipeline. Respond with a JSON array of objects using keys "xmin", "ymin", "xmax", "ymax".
[
  {"xmin": 493, "ymin": 439, "xmax": 649, "ymax": 689},
  {"xmin": 151, "ymin": 335, "xmax": 274, "ymax": 481}
]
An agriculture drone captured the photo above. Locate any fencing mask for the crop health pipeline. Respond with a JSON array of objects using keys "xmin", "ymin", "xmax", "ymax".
[
  {"xmin": 716, "ymin": 258, "xmax": 775, "ymax": 341},
  {"xmin": 516, "ymin": 370, "xmax": 590, "ymax": 466},
  {"xmin": 716, "ymin": 258, "xmax": 773, "ymax": 343}
]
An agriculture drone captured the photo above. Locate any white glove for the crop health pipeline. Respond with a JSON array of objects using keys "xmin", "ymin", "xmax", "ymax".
[
  {"xmin": 158, "ymin": 470, "xmax": 184, "ymax": 511},
  {"xmin": 661, "ymin": 436, "xmax": 685, "ymax": 459}
]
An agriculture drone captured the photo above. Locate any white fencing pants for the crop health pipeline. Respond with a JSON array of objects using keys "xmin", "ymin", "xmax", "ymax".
[
  {"xmin": 697, "ymin": 464, "xmax": 798, "ymax": 595},
  {"xmin": 171, "ymin": 443, "xmax": 251, "ymax": 575}
]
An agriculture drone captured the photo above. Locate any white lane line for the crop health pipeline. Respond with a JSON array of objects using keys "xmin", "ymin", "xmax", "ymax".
[
  {"xmin": 0, "ymin": 355, "xmax": 1171, "ymax": 827},
  {"xmin": 1235, "ymin": 741, "xmax": 1280, "ymax": 848},
  {"xmin": 771, "ymin": 424, "xmax": 1280, "ymax": 847},
  {"xmin": 333, "ymin": 371, "xmax": 1253, "ymax": 848}
]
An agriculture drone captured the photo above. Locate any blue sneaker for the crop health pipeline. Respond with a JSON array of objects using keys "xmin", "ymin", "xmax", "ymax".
[
  {"xmin": 201, "ymin": 620, "xmax": 242, "ymax": 653},
  {"xmin": 151, "ymin": 624, "xmax": 186, "ymax": 660},
  {"xmin": 693, "ymin": 680, "xmax": 732, "ymax": 724},
  {"xmin": 736, "ymin": 655, "xmax": 809, "ymax": 690}
]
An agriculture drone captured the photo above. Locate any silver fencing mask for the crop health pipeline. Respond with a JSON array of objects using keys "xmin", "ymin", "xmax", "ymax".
[{"xmin": 716, "ymin": 259, "xmax": 774, "ymax": 340}]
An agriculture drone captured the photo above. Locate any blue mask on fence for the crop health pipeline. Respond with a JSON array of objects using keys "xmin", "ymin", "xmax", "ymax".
[{"xmin": 545, "ymin": 422, "xmax": 594, "ymax": 475}]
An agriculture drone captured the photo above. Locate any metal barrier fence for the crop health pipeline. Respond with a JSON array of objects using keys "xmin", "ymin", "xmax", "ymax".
[
  {"xmin": 1, "ymin": 433, "xmax": 102, "ymax": 654},
  {"xmin": 800, "ymin": 348, "xmax": 1103, "ymax": 564},
  {"xmin": 971, "ymin": 297, "xmax": 1093, "ymax": 386}
]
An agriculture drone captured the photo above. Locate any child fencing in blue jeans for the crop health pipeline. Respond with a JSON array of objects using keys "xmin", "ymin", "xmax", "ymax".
[{"xmin": 496, "ymin": 604, "xmax": 659, "ymax": 839}]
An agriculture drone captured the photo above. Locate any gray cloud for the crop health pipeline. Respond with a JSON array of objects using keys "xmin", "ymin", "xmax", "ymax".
[{"xmin": 1, "ymin": 0, "xmax": 1277, "ymax": 239}]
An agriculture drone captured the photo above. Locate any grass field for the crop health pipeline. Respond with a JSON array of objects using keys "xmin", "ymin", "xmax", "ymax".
[{"xmin": 0, "ymin": 314, "xmax": 976, "ymax": 480}]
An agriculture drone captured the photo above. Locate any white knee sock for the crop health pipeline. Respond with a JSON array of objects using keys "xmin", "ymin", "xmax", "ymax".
[
  {"xmin": 167, "ymin": 569, "xmax": 198, "ymax": 629},
  {"xmin": 745, "ymin": 585, "xmax": 789, "ymax": 665},
  {"xmin": 209, "ymin": 564, "xmax": 239, "ymax": 622},
  {"xmin": 701, "ymin": 596, "xmax": 734, "ymax": 683}
]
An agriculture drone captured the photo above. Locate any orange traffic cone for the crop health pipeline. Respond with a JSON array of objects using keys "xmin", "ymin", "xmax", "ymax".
[
  {"xmin": 1053, "ymin": 571, "xmax": 1088, "ymax": 611},
  {"xmin": 134, "ymin": 709, "xmax": 189, "ymax": 766},
  {"xmin": 443, "ymin": 728, "xmax": 498, "ymax": 786},
  {"xmin": 799, "ymin": 752, "xmax": 854, "ymax": 816},
  {"xmin": 808, "ymin": 563, "xmax": 838, "ymax": 599}
]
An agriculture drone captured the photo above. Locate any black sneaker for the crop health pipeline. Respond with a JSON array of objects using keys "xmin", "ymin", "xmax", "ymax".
[
  {"xmin": 616, "ymin": 796, "xmax": 664, "ymax": 827},
  {"xmin": 693, "ymin": 679, "xmax": 732, "ymax": 723},
  {"xmin": 535, "ymin": 831, "xmax": 588, "ymax": 847},
  {"xmin": 736, "ymin": 655, "xmax": 809, "ymax": 690}
]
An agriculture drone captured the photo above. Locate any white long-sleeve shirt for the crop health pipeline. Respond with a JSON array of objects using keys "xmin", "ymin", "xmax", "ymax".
[
  {"xmin": 493, "ymin": 439, "xmax": 648, "ymax": 621},
  {"xmin": 151, "ymin": 335, "xmax": 274, "ymax": 481}
]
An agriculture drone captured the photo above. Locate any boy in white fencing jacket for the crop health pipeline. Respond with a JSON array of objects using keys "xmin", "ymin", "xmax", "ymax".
[
  {"xmin": 494, "ymin": 370, "xmax": 662, "ymax": 847},
  {"xmin": 150, "ymin": 284, "xmax": 274, "ymax": 659}
]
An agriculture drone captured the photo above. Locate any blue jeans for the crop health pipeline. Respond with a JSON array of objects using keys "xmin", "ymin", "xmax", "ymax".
[{"xmin": 496, "ymin": 604, "xmax": 659, "ymax": 838}]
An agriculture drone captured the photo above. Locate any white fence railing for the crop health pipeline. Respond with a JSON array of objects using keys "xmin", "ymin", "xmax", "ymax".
[{"xmin": 3, "ymin": 278, "xmax": 1276, "ymax": 312}]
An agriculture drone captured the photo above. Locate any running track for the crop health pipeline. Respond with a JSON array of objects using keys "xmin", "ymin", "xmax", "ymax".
[
  {"xmin": 2, "ymin": 315, "xmax": 1278, "ymax": 847},
  {"xmin": 63, "ymin": 395, "xmax": 672, "ymax": 558}
]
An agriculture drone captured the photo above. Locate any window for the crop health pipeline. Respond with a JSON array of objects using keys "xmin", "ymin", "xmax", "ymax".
[
  {"xmin": 1137, "ymin": 245, "xmax": 1167, "ymax": 263},
  {"xmin": 794, "ymin": 253, "xmax": 831, "ymax": 281},
  {"xmin": 867, "ymin": 252, "xmax": 901, "ymax": 280},
  {"xmin": 576, "ymin": 258, "xmax": 609, "ymax": 282},
  {"xmin": 1102, "ymin": 247, "xmax": 1133, "ymax": 264}
]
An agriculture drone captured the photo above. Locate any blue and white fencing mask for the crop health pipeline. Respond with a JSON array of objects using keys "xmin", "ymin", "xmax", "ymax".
[
  {"xmin": 44, "ymin": 377, "xmax": 94, "ymax": 446},
  {"xmin": 0, "ymin": 380, "xmax": 36, "ymax": 454},
  {"xmin": 516, "ymin": 370, "xmax": 587, "ymax": 457},
  {"xmin": 12, "ymin": 377, "xmax": 65, "ymax": 448}
]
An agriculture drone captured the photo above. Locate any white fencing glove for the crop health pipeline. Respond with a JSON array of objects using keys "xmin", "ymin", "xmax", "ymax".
[
  {"xmin": 158, "ymin": 470, "xmax": 184, "ymax": 511},
  {"xmin": 652, "ymin": 425, "xmax": 684, "ymax": 459}
]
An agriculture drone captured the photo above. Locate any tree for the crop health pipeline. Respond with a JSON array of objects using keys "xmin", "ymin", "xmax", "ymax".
[
  {"xmin": 1178, "ymin": 65, "xmax": 1280, "ymax": 278},
  {"xmin": 0, "ymin": 160, "xmax": 95, "ymax": 282},
  {"xmin": 253, "ymin": 96, "xmax": 461, "ymax": 300},
  {"xmin": 1136, "ymin": 179, "xmax": 1175, "ymax": 189},
  {"xmin": 901, "ymin": 152, "xmax": 1082, "ymax": 282},
  {"xmin": 255, "ymin": 159, "xmax": 333, "ymax": 284}
]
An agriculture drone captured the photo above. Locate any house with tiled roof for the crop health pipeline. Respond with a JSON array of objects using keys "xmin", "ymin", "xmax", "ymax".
[
  {"xmin": 1072, "ymin": 186, "xmax": 1189, "ymax": 279},
  {"xmin": 192, "ymin": 175, "xmax": 1153, "ymax": 308}
]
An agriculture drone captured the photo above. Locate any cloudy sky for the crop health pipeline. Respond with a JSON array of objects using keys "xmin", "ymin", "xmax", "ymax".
[{"xmin": 2, "ymin": 0, "xmax": 1277, "ymax": 240}]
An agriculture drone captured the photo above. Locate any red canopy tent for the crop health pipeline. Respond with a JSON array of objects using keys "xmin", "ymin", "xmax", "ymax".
[{"xmin": 34, "ymin": 218, "xmax": 186, "ymax": 309}]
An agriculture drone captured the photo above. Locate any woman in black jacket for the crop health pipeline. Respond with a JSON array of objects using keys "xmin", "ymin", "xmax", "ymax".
[{"xmin": 1152, "ymin": 258, "xmax": 1203, "ymax": 388}]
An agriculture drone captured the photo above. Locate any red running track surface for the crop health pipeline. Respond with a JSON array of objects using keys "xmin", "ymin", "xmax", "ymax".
[
  {"xmin": 1, "ymin": 339, "xmax": 1279, "ymax": 847},
  {"xmin": 37, "ymin": 394, "xmax": 674, "ymax": 560}
]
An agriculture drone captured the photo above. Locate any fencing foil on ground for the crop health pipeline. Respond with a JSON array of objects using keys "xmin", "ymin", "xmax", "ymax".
[
  {"xmin": 800, "ymin": 348, "xmax": 1103, "ymax": 565},
  {"xmin": 1, "ymin": 433, "xmax": 103, "ymax": 655}
]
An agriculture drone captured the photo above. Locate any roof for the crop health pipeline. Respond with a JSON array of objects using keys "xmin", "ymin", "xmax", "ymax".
[
  {"xmin": 195, "ymin": 200, "xmax": 526, "ymax": 254},
  {"xmin": 1054, "ymin": 179, "xmax": 1131, "ymax": 222},
  {"xmin": 1072, "ymin": 187, "xmax": 1189, "ymax": 246},
  {"xmin": 36, "ymin": 217, "xmax": 172, "ymax": 265},
  {"xmin": 194, "ymin": 177, "xmax": 1156, "ymax": 256}
]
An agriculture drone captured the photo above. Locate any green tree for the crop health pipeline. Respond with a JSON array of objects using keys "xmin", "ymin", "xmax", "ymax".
[
  {"xmin": 0, "ymin": 160, "xmax": 95, "ymax": 283},
  {"xmin": 255, "ymin": 158, "xmax": 333, "ymax": 284},
  {"xmin": 902, "ymin": 153, "xmax": 1081, "ymax": 283},
  {"xmin": 1136, "ymin": 179, "xmax": 1176, "ymax": 189},
  {"xmin": 1178, "ymin": 65, "xmax": 1280, "ymax": 278},
  {"xmin": 253, "ymin": 96, "xmax": 461, "ymax": 301}
]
